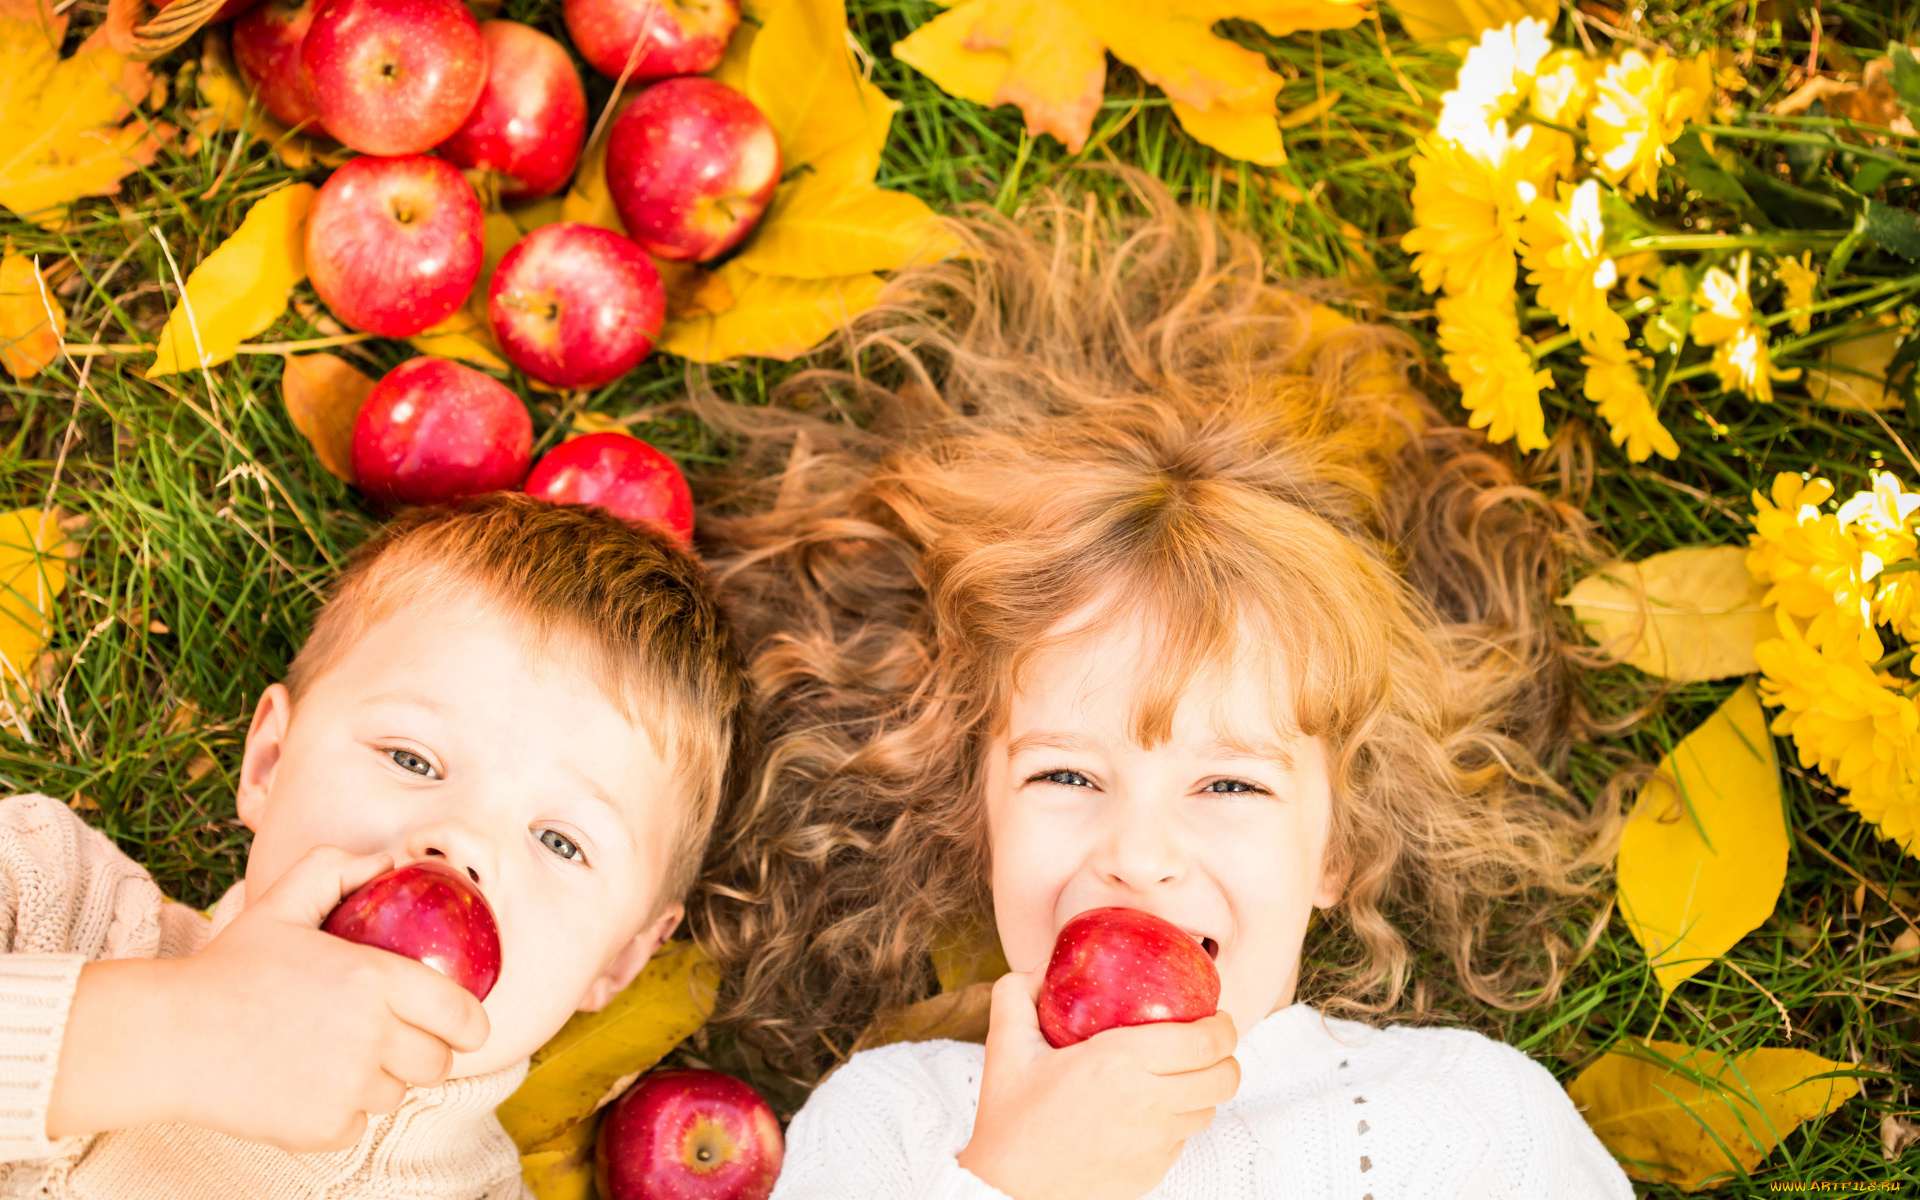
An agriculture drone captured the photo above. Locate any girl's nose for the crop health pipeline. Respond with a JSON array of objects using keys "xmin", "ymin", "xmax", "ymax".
[
  {"xmin": 1093, "ymin": 798, "xmax": 1188, "ymax": 892},
  {"xmin": 402, "ymin": 818, "xmax": 499, "ymax": 891}
]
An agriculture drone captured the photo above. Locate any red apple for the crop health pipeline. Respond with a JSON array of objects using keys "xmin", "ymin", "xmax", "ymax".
[
  {"xmin": 323, "ymin": 860, "xmax": 502, "ymax": 1001},
  {"xmin": 352, "ymin": 357, "xmax": 532, "ymax": 505},
  {"xmin": 564, "ymin": 0, "xmax": 738, "ymax": 83},
  {"xmin": 1035, "ymin": 907, "xmax": 1221, "ymax": 1049},
  {"xmin": 233, "ymin": 0, "xmax": 322, "ymax": 130},
  {"xmin": 605, "ymin": 77, "xmax": 780, "ymax": 264},
  {"xmin": 307, "ymin": 154, "xmax": 483, "ymax": 337},
  {"xmin": 487, "ymin": 224, "xmax": 664, "ymax": 390},
  {"xmin": 301, "ymin": 0, "xmax": 487, "ymax": 156},
  {"xmin": 523, "ymin": 432, "xmax": 691, "ymax": 543},
  {"xmin": 596, "ymin": 1069, "xmax": 783, "ymax": 1200},
  {"xmin": 436, "ymin": 21, "xmax": 586, "ymax": 201}
]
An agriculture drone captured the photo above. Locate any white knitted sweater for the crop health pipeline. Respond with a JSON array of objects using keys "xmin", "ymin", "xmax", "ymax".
[
  {"xmin": 0, "ymin": 794, "xmax": 530, "ymax": 1200},
  {"xmin": 774, "ymin": 1002, "xmax": 1633, "ymax": 1200}
]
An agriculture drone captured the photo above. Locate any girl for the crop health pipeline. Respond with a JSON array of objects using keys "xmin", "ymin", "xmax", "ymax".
[{"xmin": 694, "ymin": 184, "xmax": 1631, "ymax": 1199}]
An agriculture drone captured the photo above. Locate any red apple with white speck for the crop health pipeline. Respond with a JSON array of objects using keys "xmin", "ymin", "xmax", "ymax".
[
  {"xmin": 352, "ymin": 357, "xmax": 532, "ymax": 506},
  {"xmin": 487, "ymin": 224, "xmax": 664, "ymax": 390},
  {"xmin": 564, "ymin": 0, "xmax": 738, "ymax": 83},
  {"xmin": 233, "ymin": 0, "xmax": 322, "ymax": 130},
  {"xmin": 523, "ymin": 432, "xmax": 692, "ymax": 544},
  {"xmin": 605, "ymin": 77, "xmax": 780, "ymax": 264},
  {"xmin": 324, "ymin": 860, "xmax": 502, "ymax": 1001},
  {"xmin": 596, "ymin": 1069, "xmax": 783, "ymax": 1200},
  {"xmin": 436, "ymin": 20, "xmax": 586, "ymax": 201},
  {"xmin": 301, "ymin": 0, "xmax": 487, "ymax": 156},
  {"xmin": 306, "ymin": 154, "xmax": 483, "ymax": 337},
  {"xmin": 1035, "ymin": 907, "xmax": 1220, "ymax": 1049}
]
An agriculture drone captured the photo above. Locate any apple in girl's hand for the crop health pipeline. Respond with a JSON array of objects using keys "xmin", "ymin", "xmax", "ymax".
[
  {"xmin": 1036, "ymin": 907, "xmax": 1221, "ymax": 1049},
  {"xmin": 301, "ymin": 0, "xmax": 487, "ymax": 156},
  {"xmin": 522, "ymin": 432, "xmax": 692, "ymax": 544},
  {"xmin": 596, "ymin": 1069, "xmax": 783, "ymax": 1200},
  {"xmin": 306, "ymin": 154, "xmax": 483, "ymax": 337},
  {"xmin": 233, "ymin": 0, "xmax": 323, "ymax": 130},
  {"xmin": 352, "ymin": 357, "xmax": 533, "ymax": 505},
  {"xmin": 436, "ymin": 21, "xmax": 586, "ymax": 200},
  {"xmin": 564, "ymin": 0, "xmax": 738, "ymax": 83},
  {"xmin": 605, "ymin": 77, "xmax": 780, "ymax": 264},
  {"xmin": 487, "ymin": 224, "xmax": 664, "ymax": 390},
  {"xmin": 323, "ymin": 860, "xmax": 502, "ymax": 1001}
]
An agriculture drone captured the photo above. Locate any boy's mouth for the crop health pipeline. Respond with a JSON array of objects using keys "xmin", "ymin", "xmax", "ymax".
[{"xmin": 1191, "ymin": 933, "xmax": 1220, "ymax": 960}]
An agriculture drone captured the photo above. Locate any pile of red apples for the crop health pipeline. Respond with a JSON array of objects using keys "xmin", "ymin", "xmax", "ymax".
[{"xmin": 210, "ymin": 0, "xmax": 771, "ymax": 529}]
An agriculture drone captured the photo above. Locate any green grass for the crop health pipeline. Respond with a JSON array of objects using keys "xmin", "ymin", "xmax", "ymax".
[{"xmin": 3, "ymin": 0, "xmax": 1919, "ymax": 1192}]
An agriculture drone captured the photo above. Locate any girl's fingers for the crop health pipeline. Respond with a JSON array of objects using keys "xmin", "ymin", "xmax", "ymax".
[
  {"xmin": 1116, "ymin": 1012, "xmax": 1239, "ymax": 1076},
  {"xmin": 983, "ymin": 969, "xmax": 1048, "ymax": 1058},
  {"xmin": 1160, "ymin": 1054, "xmax": 1243, "ymax": 1114}
]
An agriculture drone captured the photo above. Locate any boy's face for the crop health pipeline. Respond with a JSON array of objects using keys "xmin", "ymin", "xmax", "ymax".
[
  {"xmin": 237, "ymin": 600, "xmax": 690, "ymax": 1077},
  {"xmin": 980, "ymin": 607, "xmax": 1341, "ymax": 1042}
]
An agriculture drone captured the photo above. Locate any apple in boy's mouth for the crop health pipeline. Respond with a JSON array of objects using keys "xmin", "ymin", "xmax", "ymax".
[
  {"xmin": 1035, "ymin": 906, "xmax": 1222, "ymax": 1049},
  {"xmin": 323, "ymin": 859, "xmax": 502, "ymax": 1001}
]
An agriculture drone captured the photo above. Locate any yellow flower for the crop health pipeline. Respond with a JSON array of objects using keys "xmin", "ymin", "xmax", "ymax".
[
  {"xmin": 1587, "ymin": 49, "xmax": 1702, "ymax": 197},
  {"xmin": 1613, "ymin": 251, "xmax": 1661, "ymax": 300},
  {"xmin": 1690, "ymin": 255, "xmax": 1800, "ymax": 402},
  {"xmin": 1436, "ymin": 293, "xmax": 1551, "ymax": 451},
  {"xmin": 1582, "ymin": 337, "xmax": 1676, "ymax": 462},
  {"xmin": 1438, "ymin": 18, "xmax": 1554, "ymax": 141},
  {"xmin": 1775, "ymin": 252, "xmax": 1818, "ymax": 334},
  {"xmin": 1402, "ymin": 121, "xmax": 1558, "ymax": 298},
  {"xmin": 1521, "ymin": 179, "xmax": 1627, "ymax": 347},
  {"xmin": 1530, "ymin": 48, "xmax": 1599, "ymax": 126}
]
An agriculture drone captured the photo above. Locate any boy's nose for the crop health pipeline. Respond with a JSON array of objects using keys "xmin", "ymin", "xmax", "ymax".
[{"xmin": 402, "ymin": 820, "xmax": 498, "ymax": 891}]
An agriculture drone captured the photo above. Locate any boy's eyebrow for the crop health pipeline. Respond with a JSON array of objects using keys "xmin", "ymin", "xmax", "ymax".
[
  {"xmin": 359, "ymin": 689, "xmax": 455, "ymax": 714},
  {"xmin": 561, "ymin": 763, "xmax": 640, "ymax": 855}
]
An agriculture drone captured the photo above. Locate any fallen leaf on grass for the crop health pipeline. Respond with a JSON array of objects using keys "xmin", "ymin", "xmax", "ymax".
[
  {"xmin": 281, "ymin": 353, "xmax": 373, "ymax": 482},
  {"xmin": 559, "ymin": 102, "xmax": 629, "ymax": 236},
  {"xmin": 496, "ymin": 940, "xmax": 718, "ymax": 1153},
  {"xmin": 733, "ymin": 170, "xmax": 950, "ymax": 279},
  {"xmin": 1884, "ymin": 1114, "xmax": 1920, "ymax": 1162},
  {"xmin": 0, "ymin": 508, "xmax": 74, "ymax": 709},
  {"xmin": 407, "ymin": 207, "xmax": 522, "ymax": 372},
  {"xmin": 0, "ymin": 0, "xmax": 173, "ymax": 229},
  {"xmin": 660, "ymin": 265, "xmax": 883, "ymax": 361},
  {"xmin": 893, "ymin": 0, "xmax": 1365, "ymax": 162},
  {"xmin": 1617, "ymin": 685, "xmax": 1786, "ymax": 996},
  {"xmin": 1562, "ymin": 546, "xmax": 1773, "ymax": 682},
  {"xmin": 1569, "ymin": 1040, "xmax": 1859, "ymax": 1190},
  {"xmin": 0, "ymin": 241, "xmax": 65, "ymax": 379},
  {"xmin": 1799, "ymin": 319, "xmax": 1907, "ymax": 412},
  {"xmin": 1384, "ymin": 0, "xmax": 1556, "ymax": 39},
  {"xmin": 148, "ymin": 182, "xmax": 315, "ymax": 377},
  {"xmin": 186, "ymin": 28, "xmax": 342, "ymax": 170}
]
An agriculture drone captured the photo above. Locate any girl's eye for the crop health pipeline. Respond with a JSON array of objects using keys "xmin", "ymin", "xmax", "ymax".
[
  {"xmin": 1202, "ymin": 778, "xmax": 1263, "ymax": 794},
  {"xmin": 538, "ymin": 828, "xmax": 583, "ymax": 862},
  {"xmin": 387, "ymin": 748, "xmax": 437, "ymax": 778},
  {"xmin": 1033, "ymin": 769, "xmax": 1095, "ymax": 788}
]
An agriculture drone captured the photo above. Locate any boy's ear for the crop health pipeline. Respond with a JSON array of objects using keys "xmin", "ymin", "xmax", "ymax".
[
  {"xmin": 576, "ymin": 903, "xmax": 685, "ymax": 1013},
  {"xmin": 235, "ymin": 684, "xmax": 293, "ymax": 832}
]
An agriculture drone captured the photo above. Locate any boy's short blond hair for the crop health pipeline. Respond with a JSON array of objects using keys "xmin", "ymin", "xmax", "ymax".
[{"xmin": 285, "ymin": 492, "xmax": 746, "ymax": 907}]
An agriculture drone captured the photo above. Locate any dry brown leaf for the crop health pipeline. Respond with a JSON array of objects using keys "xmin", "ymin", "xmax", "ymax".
[
  {"xmin": 1884, "ymin": 1114, "xmax": 1920, "ymax": 1162},
  {"xmin": 852, "ymin": 981, "xmax": 995, "ymax": 1054},
  {"xmin": 0, "ymin": 240, "xmax": 65, "ymax": 379},
  {"xmin": 281, "ymin": 353, "xmax": 374, "ymax": 482}
]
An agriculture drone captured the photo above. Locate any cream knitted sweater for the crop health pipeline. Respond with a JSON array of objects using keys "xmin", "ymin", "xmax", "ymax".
[
  {"xmin": 774, "ymin": 1002, "xmax": 1634, "ymax": 1200},
  {"xmin": 0, "ymin": 794, "xmax": 530, "ymax": 1200}
]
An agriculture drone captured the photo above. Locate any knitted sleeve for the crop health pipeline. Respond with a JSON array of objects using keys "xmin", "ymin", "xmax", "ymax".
[
  {"xmin": 771, "ymin": 1041, "xmax": 1014, "ymax": 1200},
  {"xmin": 0, "ymin": 794, "xmax": 167, "ymax": 1164}
]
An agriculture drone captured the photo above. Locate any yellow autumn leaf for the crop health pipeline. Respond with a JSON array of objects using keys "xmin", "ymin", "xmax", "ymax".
[
  {"xmin": 658, "ymin": 260, "xmax": 737, "ymax": 320},
  {"xmin": 0, "ymin": 508, "xmax": 72, "ymax": 703},
  {"xmin": 1562, "ymin": 546, "xmax": 1773, "ymax": 683},
  {"xmin": 467, "ymin": 209, "xmax": 523, "ymax": 325},
  {"xmin": 747, "ymin": 0, "xmax": 897, "ymax": 178},
  {"xmin": 1569, "ymin": 1040, "xmax": 1859, "ymax": 1191},
  {"xmin": 1224, "ymin": 0, "xmax": 1371, "ymax": 34},
  {"xmin": 1080, "ymin": 2, "xmax": 1278, "ymax": 113},
  {"xmin": 931, "ymin": 920, "xmax": 1011, "ymax": 994},
  {"xmin": 892, "ymin": 4, "xmax": 1010, "ymax": 108},
  {"xmin": 281, "ymin": 353, "xmax": 374, "ymax": 483},
  {"xmin": 507, "ymin": 194, "xmax": 566, "ymax": 237},
  {"xmin": 734, "ymin": 172, "xmax": 952, "ymax": 280},
  {"xmin": 1618, "ymin": 684, "xmax": 1785, "ymax": 996},
  {"xmin": 709, "ymin": 8, "xmax": 758, "ymax": 94},
  {"xmin": 851, "ymin": 981, "xmax": 994, "ymax": 1055},
  {"xmin": 1, "ymin": 243, "xmax": 65, "ymax": 380},
  {"xmin": 559, "ymin": 118, "xmax": 626, "ymax": 236},
  {"xmin": 148, "ymin": 183, "xmax": 315, "ymax": 377},
  {"xmin": 1384, "ymin": 0, "xmax": 1554, "ymax": 40},
  {"xmin": 0, "ymin": 0, "xmax": 172, "ymax": 229},
  {"xmin": 1800, "ymin": 321, "xmax": 1904, "ymax": 412},
  {"xmin": 1172, "ymin": 98, "xmax": 1287, "ymax": 164},
  {"xmin": 517, "ymin": 1110, "xmax": 598, "ymax": 1200},
  {"xmin": 496, "ymin": 940, "xmax": 718, "ymax": 1153},
  {"xmin": 189, "ymin": 29, "xmax": 341, "ymax": 171},
  {"xmin": 660, "ymin": 265, "xmax": 884, "ymax": 362},
  {"xmin": 406, "ymin": 307, "xmax": 510, "ymax": 372}
]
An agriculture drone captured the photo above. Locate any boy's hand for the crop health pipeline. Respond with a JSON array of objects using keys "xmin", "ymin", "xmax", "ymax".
[
  {"xmin": 49, "ymin": 847, "xmax": 490, "ymax": 1151},
  {"xmin": 956, "ymin": 969, "xmax": 1239, "ymax": 1200}
]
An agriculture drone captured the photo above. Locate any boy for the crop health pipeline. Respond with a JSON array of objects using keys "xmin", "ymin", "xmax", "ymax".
[{"xmin": 0, "ymin": 493, "xmax": 746, "ymax": 1199}]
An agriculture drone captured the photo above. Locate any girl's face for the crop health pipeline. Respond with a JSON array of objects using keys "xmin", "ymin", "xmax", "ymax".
[{"xmin": 981, "ymin": 607, "xmax": 1341, "ymax": 1038}]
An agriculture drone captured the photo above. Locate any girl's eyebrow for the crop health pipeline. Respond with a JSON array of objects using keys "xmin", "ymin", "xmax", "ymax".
[
  {"xmin": 1197, "ymin": 734, "xmax": 1296, "ymax": 771},
  {"xmin": 1005, "ymin": 730, "xmax": 1091, "ymax": 757}
]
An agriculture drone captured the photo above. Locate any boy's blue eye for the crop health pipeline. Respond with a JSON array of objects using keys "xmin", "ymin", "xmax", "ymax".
[
  {"xmin": 539, "ymin": 829, "xmax": 583, "ymax": 862},
  {"xmin": 1036, "ymin": 769, "xmax": 1094, "ymax": 788},
  {"xmin": 1202, "ymin": 778, "xmax": 1259, "ymax": 794},
  {"xmin": 388, "ymin": 749, "xmax": 435, "ymax": 777}
]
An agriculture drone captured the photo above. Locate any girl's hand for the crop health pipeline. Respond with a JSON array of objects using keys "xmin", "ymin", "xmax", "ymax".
[
  {"xmin": 956, "ymin": 969, "xmax": 1240, "ymax": 1200},
  {"xmin": 48, "ymin": 846, "xmax": 490, "ymax": 1151}
]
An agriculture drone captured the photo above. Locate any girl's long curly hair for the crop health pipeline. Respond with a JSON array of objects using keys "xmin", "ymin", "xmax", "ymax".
[{"xmin": 688, "ymin": 180, "xmax": 1619, "ymax": 1083}]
